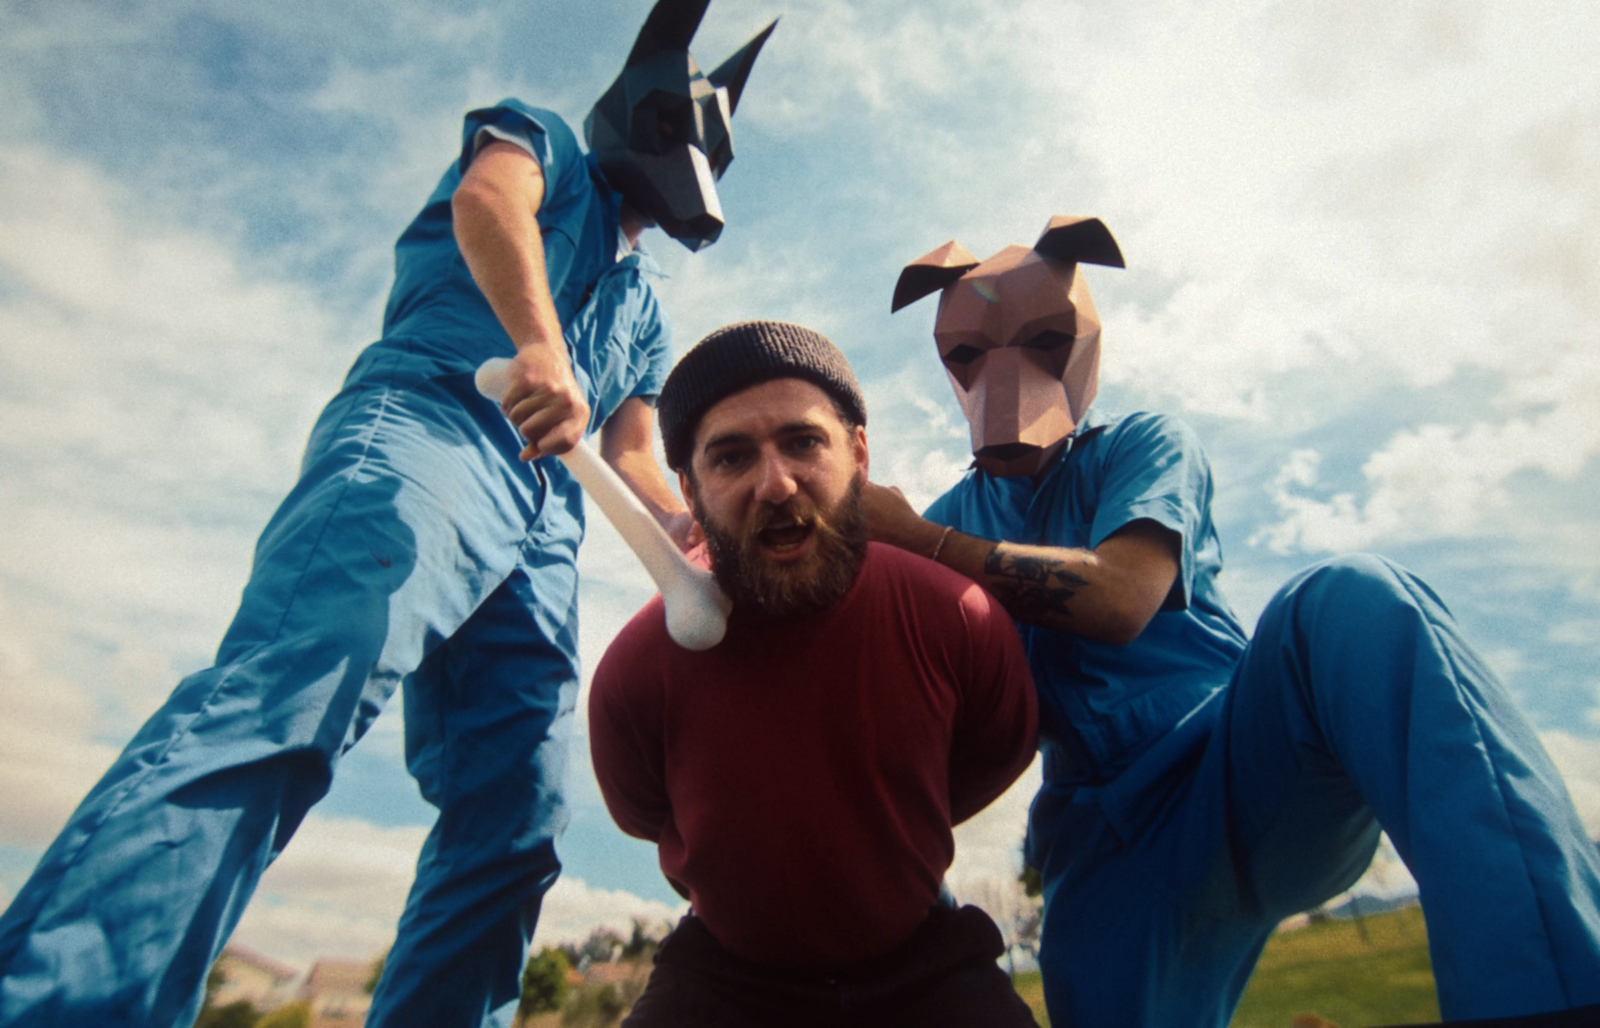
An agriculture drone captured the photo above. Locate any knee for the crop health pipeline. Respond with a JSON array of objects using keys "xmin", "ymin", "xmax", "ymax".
[
  {"xmin": 1250, "ymin": 553, "xmax": 1466, "ymax": 689},
  {"xmin": 1269, "ymin": 553, "xmax": 1441, "ymax": 631},
  {"xmin": 1296, "ymin": 552, "xmax": 1409, "ymax": 593}
]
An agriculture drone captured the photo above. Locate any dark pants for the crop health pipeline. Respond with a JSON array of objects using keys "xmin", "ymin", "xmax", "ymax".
[{"xmin": 624, "ymin": 905, "xmax": 1039, "ymax": 1028}]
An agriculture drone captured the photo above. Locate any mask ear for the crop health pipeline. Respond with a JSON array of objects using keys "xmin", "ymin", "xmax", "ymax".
[
  {"xmin": 891, "ymin": 241, "xmax": 980, "ymax": 312},
  {"xmin": 1033, "ymin": 216, "xmax": 1125, "ymax": 268},
  {"xmin": 709, "ymin": 19, "xmax": 778, "ymax": 114},
  {"xmin": 627, "ymin": 0, "xmax": 712, "ymax": 66}
]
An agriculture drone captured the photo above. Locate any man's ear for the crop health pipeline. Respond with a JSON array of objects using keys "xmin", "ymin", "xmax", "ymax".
[
  {"xmin": 677, "ymin": 468, "xmax": 696, "ymax": 508},
  {"xmin": 854, "ymin": 425, "xmax": 869, "ymax": 479}
]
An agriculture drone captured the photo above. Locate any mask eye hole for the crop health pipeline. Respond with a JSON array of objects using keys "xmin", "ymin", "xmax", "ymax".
[
  {"xmin": 1022, "ymin": 329, "xmax": 1074, "ymax": 352},
  {"xmin": 943, "ymin": 344, "xmax": 984, "ymax": 365},
  {"xmin": 658, "ymin": 100, "xmax": 695, "ymax": 149},
  {"xmin": 631, "ymin": 93, "xmax": 696, "ymax": 154},
  {"xmin": 1019, "ymin": 329, "xmax": 1074, "ymax": 376}
]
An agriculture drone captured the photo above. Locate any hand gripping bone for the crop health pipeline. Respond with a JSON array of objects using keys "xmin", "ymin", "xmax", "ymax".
[{"xmin": 475, "ymin": 358, "xmax": 730, "ymax": 650}]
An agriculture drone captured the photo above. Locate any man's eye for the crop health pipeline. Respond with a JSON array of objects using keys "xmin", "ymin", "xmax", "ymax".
[{"xmin": 943, "ymin": 344, "xmax": 984, "ymax": 365}]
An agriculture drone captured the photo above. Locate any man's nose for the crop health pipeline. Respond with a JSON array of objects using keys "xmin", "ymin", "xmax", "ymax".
[{"xmin": 752, "ymin": 452, "xmax": 799, "ymax": 505}]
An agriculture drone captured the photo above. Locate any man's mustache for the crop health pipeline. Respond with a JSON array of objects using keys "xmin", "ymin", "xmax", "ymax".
[{"xmin": 748, "ymin": 501, "xmax": 818, "ymax": 537}]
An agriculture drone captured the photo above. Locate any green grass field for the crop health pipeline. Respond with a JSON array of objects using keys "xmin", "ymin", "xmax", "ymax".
[{"xmin": 1012, "ymin": 905, "xmax": 1439, "ymax": 1028}]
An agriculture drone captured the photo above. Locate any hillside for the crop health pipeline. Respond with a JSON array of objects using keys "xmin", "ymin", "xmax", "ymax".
[{"xmin": 1011, "ymin": 904, "xmax": 1437, "ymax": 1028}]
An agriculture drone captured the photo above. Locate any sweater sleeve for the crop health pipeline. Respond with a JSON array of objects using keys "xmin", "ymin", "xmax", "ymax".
[
  {"xmin": 588, "ymin": 610, "xmax": 672, "ymax": 843},
  {"xmin": 947, "ymin": 582, "xmax": 1039, "ymax": 825}
]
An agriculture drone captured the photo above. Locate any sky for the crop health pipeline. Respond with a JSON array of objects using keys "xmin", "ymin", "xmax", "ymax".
[{"xmin": 2, "ymin": 0, "xmax": 1598, "ymax": 972}]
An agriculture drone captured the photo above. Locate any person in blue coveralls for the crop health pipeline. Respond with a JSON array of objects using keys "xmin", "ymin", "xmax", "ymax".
[
  {"xmin": 0, "ymin": 3, "xmax": 775, "ymax": 1026},
  {"xmin": 867, "ymin": 216, "xmax": 1600, "ymax": 1028}
]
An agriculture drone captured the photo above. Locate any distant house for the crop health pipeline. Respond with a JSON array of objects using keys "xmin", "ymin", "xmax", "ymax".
[
  {"xmin": 299, "ymin": 958, "xmax": 374, "ymax": 1028},
  {"xmin": 213, "ymin": 945, "xmax": 300, "ymax": 1012}
]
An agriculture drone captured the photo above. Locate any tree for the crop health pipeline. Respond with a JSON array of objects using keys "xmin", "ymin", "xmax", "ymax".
[
  {"xmin": 620, "ymin": 918, "xmax": 665, "ymax": 961},
  {"xmin": 521, "ymin": 946, "xmax": 572, "ymax": 1017},
  {"xmin": 593, "ymin": 983, "xmax": 626, "ymax": 1024},
  {"xmin": 194, "ymin": 1000, "xmax": 259, "ymax": 1028},
  {"xmin": 1019, "ymin": 862, "xmax": 1043, "ymax": 899},
  {"xmin": 203, "ymin": 962, "xmax": 227, "ymax": 1009},
  {"xmin": 194, "ymin": 963, "xmax": 259, "ymax": 1028},
  {"xmin": 256, "ymin": 1000, "xmax": 311, "ymax": 1028},
  {"xmin": 365, "ymin": 948, "xmax": 388, "ymax": 994},
  {"xmin": 1014, "ymin": 847, "xmax": 1046, "ymax": 968},
  {"xmin": 561, "ymin": 926, "xmax": 625, "ymax": 970}
]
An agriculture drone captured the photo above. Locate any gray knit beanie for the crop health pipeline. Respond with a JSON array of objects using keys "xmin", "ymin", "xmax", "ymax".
[{"xmin": 659, "ymin": 320, "xmax": 867, "ymax": 470}]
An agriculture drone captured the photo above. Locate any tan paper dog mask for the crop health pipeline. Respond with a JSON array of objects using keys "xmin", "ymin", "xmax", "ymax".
[{"xmin": 892, "ymin": 216, "xmax": 1125, "ymax": 478}]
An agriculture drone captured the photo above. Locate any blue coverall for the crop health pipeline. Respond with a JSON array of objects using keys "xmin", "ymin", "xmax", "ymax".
[
  {"xmin": 925, "ymin": 409, "xmax": 1600, "ymax": 1027},
  {"xmin": 0, "ymin": 101, "xmax": 671, "ymax": 1028}
]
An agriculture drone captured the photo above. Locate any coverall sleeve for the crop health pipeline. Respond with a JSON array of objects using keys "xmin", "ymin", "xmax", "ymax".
[
  {"xmin": 947, "ymin": 582, "xmax": 1039, "ymax": 825},
  {"xmin": 1084, "ymin": 413, "xmax": 1216, "ymax": 611},
  {"xmin": 588, "ymin": 611, "xmax": 672, "ymax": 843},
  {"xmin": 458, "ymin": 101, "xmax": 562, "ymax": 183}
]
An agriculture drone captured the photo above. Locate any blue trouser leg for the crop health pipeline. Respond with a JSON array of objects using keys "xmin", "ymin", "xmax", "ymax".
[
  {"xmin": 1035, "ymin": 554, "xmax": 1600, "ymax": 1027},
  {"xmin": 366, "ymin": 498, "xmax": 583, "ymax": 1028},
  {"xmin": 0, "ymin": 355, "xmax": 566, "ymax": 1027},
  {"xmin": 1031, "ymin": 712, "xmax": 1277, "ymax": 1028},
  {"xmin": 1224, "ymin": 554, "xmax": 1600, "ymax": 1019}
]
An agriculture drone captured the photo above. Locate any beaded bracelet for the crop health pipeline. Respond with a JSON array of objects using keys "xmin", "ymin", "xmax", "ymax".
[{"xmin": 929, "ymin": 525, "xmax": 955, "ymax": 564}]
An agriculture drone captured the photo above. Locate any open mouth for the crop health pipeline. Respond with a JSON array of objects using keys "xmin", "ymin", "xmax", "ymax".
[{"xmin": 756, "ymin": 517, "xmax": 815, "ymax": 555}]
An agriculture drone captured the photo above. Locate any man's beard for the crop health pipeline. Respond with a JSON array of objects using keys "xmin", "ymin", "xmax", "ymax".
[{"xmin": 696, "ymin": 476, "xmax": 869, "ymax": 621}]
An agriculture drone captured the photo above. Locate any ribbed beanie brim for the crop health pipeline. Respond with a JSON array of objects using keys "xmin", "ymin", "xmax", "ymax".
[{"xmin": 658, "ymin": 320, "xmax": 866, "ymax": 470}]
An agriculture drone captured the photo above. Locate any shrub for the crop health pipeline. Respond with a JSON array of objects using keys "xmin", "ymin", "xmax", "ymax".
[{"xmin": 521, "ymin": 946, "xmax": 573, "ymax": 1016}]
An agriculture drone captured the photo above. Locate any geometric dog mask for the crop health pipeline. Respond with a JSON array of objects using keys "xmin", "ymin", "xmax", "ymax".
[
  {"xmin": 892, "ymin": 216, "xmax": 1124, "ymax": 478},
  {"xmin": 585, "ymin": 0, "xmax": 778, "ymax": 252}
]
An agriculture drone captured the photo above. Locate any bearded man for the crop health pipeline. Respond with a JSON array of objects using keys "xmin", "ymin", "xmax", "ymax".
[{"xmin": 588, "ymin": 321, "xmax": 1041, "ymax": 1028}]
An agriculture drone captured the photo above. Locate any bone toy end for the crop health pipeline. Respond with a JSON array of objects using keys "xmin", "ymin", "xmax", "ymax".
[{"xmin": 476, "ymin": 358, "xmax": 730, "ymax": 650}]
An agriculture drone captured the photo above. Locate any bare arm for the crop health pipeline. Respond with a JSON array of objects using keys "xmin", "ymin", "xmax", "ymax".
[
  {"xmin": 453, "ymin": 140, "xmax": 589, "ymax": 459},
  {"xmin": 600, "ymin": 396, "xmax": 698, "ymax": 552},
  {"xmin": 864, "ymin": 481, "xmax": 1179, "ymax": 645}
]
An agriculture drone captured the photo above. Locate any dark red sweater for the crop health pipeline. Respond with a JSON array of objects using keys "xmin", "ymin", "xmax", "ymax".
[{"xmin": 589, "ymin": 543, "xmax": 1037, "ymax": 967}]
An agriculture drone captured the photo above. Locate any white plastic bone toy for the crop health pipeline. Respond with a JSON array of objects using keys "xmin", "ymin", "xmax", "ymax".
[{"xmin": 475, "ymin": 357, "xmax": 731, "ymax": 650}]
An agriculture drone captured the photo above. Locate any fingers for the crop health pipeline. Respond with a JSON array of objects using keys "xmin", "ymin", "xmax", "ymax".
[
  {"xmin": 861, "ymin": 480, "xmax": 937, "ymax": 551},
  {"xmin": 506, "ymin": 387, "xmax": 589, "ymax": 458},
  {"xmin": 500, "ymin": 350, "xmax": 590, "ymax": 459}
]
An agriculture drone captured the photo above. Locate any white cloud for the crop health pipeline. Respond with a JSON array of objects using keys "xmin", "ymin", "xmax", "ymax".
[
  {"xmin": 1340, "ymin": 832, "xmax": 1418, "ymax": 906},
  {"xmin": 1539, "ymin": 729, "xmax": 1600, "ymax": 838},
  {"xmin": 531, "ymin": 877, "xmax": 683, "ymax": 952},
  {"xmin": 237, "ymin": 814, "xmax": 680, "ymax": 968},
  {"xmin": 0, "ymin": 143, "xmax": 368, "ymax": 763},
  {"xmin": 949, "ymin": 754, "xmax": 1041, "ymax": 892},
  {"xmin": 0, "ymin": 593, "xmax": 123, "ymax": 849},
  {"xmin": 736, "ymin": 0, "xmax": 1600, "ymax": 574},
  {"xmin": 945, "ymin": 755, "xmax": 1042, "ymax": 955},
  {"xmin": 238, "ymin": 817, "xmax": 429, "ymax": 968},
  {"xmin": 1254, "ymin": 367, "xmax": 1600, "ymax": 551}
]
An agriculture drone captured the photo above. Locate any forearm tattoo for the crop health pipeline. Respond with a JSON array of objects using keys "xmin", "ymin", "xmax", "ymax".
[{"xmin": 983, "ymin": 546, "xmax": 1090, "ymax": 622}]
